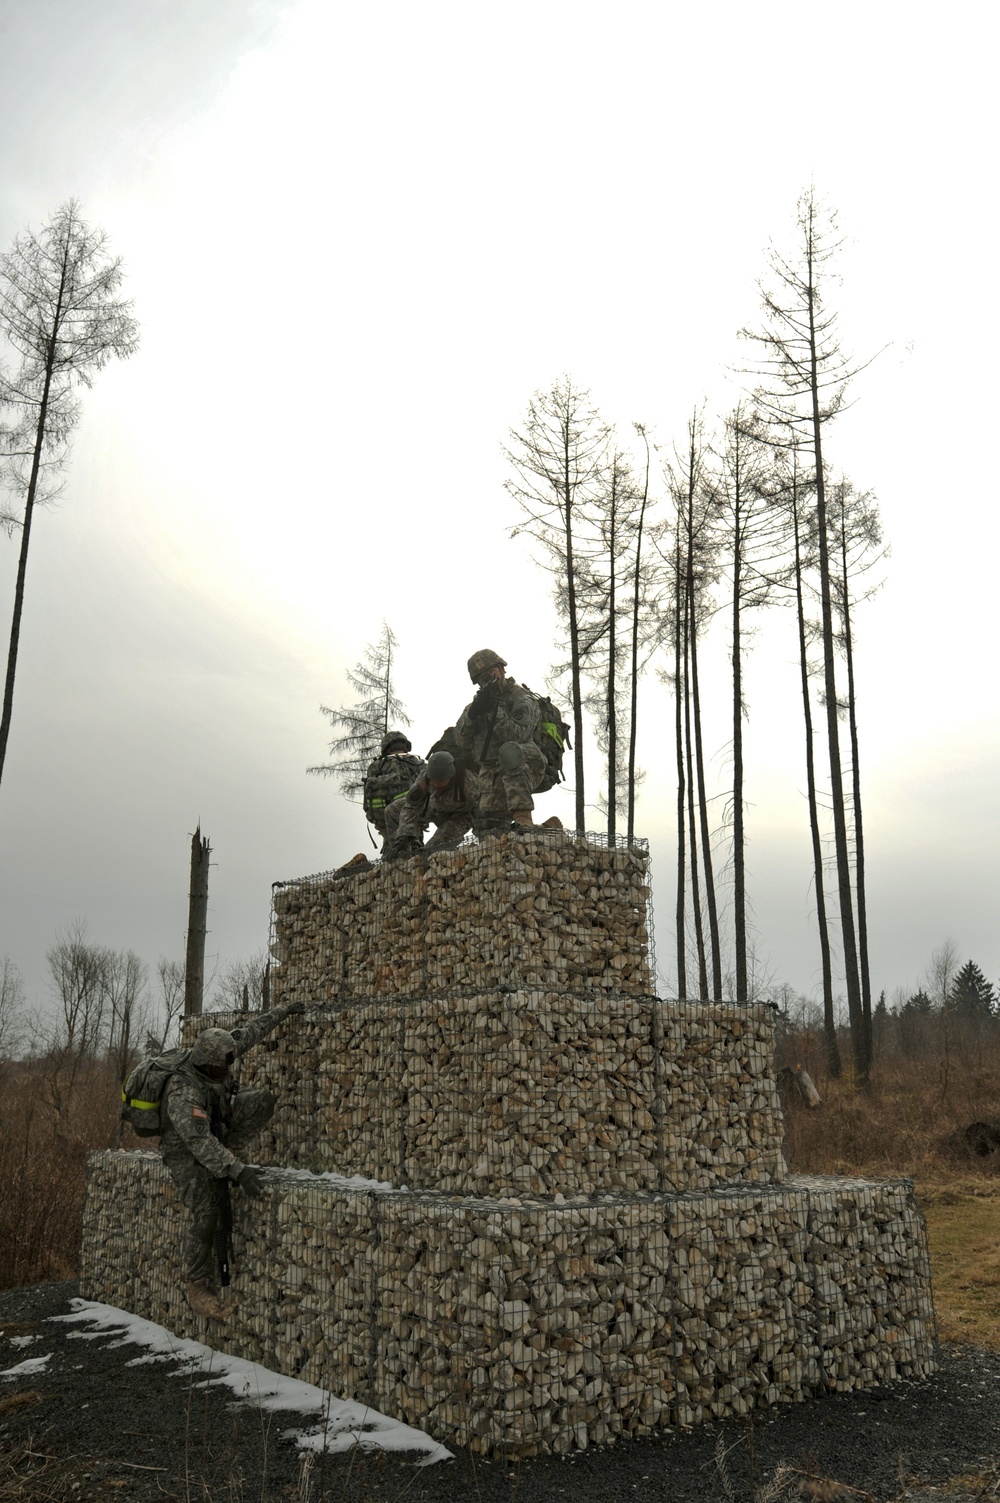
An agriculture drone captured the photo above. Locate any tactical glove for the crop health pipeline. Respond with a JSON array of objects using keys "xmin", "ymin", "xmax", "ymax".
[
  {"xmin": 237, "ymin": 1166, "xmax": 265, "ymax": 1198},
  {"xmin": 468, "ymin": 680, "xmax": 500, "ymax": 722},
  {"xmin": 281, "ymin": 1002, "xmax": 307, "ymax": 1017}
]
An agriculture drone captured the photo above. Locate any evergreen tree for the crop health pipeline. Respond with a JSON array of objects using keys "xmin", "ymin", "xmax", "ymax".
[
  {"xmin": 308, "ymin": 623, "xmax": 410, "ymax": 800},
  {"xmin": 950, "ymin": 960, "xmax": 996, "ymax": 1020}
]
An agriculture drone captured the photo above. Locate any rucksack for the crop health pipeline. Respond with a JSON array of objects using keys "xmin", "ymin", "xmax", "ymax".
[
  {"xmin": 121, "ymin": 1048, "xmax": 191, "ymax": 1136},
  {"xmin": 362, "ymin": 752, "xmax": 422, "ymax": 824},
  {"xmin": 523, "ymin": 687, "xmax": 571, "ymax": 793}
]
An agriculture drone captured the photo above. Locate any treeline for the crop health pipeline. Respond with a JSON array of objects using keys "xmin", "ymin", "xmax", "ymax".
[
  {"xmin": 503, "ymin": 189, "xmax": 884, "ymax": 1084},
  {"xmin": 775, "ymin": 947, "xmax": 1000, "ymax": 1078},
  {"xmin": 0, "ymin": 927, "xmax": 271, "ymax": 1073}
]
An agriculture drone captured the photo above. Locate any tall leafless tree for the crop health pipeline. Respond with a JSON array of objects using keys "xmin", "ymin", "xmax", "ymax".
[
  {"xmin": 709, "ymin": 408, "xmax": 785, "ymax": 1002},
  {"xmin": 831, "ymin": 479, "xmax": 887, "ymax": 1063},
  {"xmin": 506, "ymin": 376, "xmax": 610, "ymax": 832},
  {"xmin": 741, "ymin": 188, "xmax": 879, "ymax": 1082},
  {"xmin": 663, "ymin": 414, "xmax": 722, "ymax": 1000},
  {"xmin": 0, "ymin": 201, "xmax": 138, "ymax": 786}
]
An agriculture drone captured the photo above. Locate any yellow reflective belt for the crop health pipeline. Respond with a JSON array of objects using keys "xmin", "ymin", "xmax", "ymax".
[{"xmin": 122, "ymin": 1091, "xmax": 158, "ymax": 1110}]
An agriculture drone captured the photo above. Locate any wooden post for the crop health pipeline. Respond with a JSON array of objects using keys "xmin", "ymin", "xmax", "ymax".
[{"xmin": 184, "ymin": 825, "xmax": 211, "ymax": 1017}]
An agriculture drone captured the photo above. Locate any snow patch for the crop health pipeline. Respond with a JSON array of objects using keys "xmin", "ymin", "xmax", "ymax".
[
  {"xmin": 1, "ymin": 1354, "xmax": 52, "ymax": 1379},
  {"xmin": 52, "ymin": 1301, "xmax": 451, "ymax": 1466},
  {"xmin": 8, "ymin": 1335, "xmax": 40, "ymax": 1349}
]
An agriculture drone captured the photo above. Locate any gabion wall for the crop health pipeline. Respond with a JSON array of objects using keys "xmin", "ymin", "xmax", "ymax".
[
  {"xmin": 270, "ymin": 832, "xmax": 652, "ymax": 1003},
  {"xmin": 189, "ymin": 998, "xmax": 786, "ymax": 1196},
  {"xmin": 82, "ymin": 832, "xmax": 937, "ymax": 1456},
  {"xmin": 80, "ymin": 1153, "xmax": 935, "ymax": 1455}
]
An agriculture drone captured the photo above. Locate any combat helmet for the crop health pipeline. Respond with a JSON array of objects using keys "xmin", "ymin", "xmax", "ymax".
[
  {"xmin": 190, "ymin": 1027, "xmax": 238, "ymax": 1072},
  {"xmin": 467, "ymin": 648, "xmax": 507, "ymax": 684},
  {"xmin": 425, "ymin": 749, "xmax": 455, "ymax": 782},
  {"xmin": 381, "ymin": 730, "xmax": 412, "ymax": 755}
]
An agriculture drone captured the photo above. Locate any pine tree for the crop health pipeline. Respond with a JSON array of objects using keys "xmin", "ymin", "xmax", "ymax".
[
  {"xmin": 308, "ymin": 623, "xmax": 410, "ymax": 800},
  {"xmin": 950, "ymin": 961, "xmax": 996, "ymax": 1020}
]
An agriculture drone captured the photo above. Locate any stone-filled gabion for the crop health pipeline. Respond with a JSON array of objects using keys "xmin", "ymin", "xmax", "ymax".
[
  {"xmin": 80, "ymin": 833, "xmax": 937, "ymax": 1457},
  {"xmin": 80, "ymin": 1153, "xmax": 936, "ymax": 1456},
  {"xmin": 187, "ymin": 997, "xmax": 786, "ymax": 1197},
  {"xmin": 270, "ymin": 833, "xmax": 653, "ymax": 1004}
]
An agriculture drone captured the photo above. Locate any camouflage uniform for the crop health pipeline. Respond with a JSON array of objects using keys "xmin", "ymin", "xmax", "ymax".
[
  {"xmin": 159, "ymin": 1008, "xmax": 296, "ymax": 1284},
  {"xmin": 455, "ymin": 679, "xmax": 547, "ymax": 822},
  {"xmin": 364, "ymin": 751, "xmax": 423, "ymax": 848},
  {"xmin": 393, "ymin": 763, "xmax": 482, "ymax": 852}
]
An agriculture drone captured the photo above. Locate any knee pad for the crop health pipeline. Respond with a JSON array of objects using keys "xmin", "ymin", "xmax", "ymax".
[{"xmin": 498, "ymin": 740, "xmax": 525, "ymax": 772}]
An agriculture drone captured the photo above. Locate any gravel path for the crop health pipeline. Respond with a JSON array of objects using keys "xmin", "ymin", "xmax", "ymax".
[{"xmin": 0, "ymin": 1282, "xmax": 996, "ymax": 1503}]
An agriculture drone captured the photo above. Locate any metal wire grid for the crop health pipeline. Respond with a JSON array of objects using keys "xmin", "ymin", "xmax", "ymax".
[
  {"xmin": 268, "ymin": 830, "xmax": 654, "ymax": 1010},
  {"xmin": 81, "ymin": 1153, "xmax": 936, "ymax": 1457},
  {"xmin": 186, "ymin": 996, "xmax": 786, "ymax": 1198}
]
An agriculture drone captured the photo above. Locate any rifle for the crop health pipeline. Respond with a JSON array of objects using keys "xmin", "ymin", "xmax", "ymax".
[
  {"xmin": 475, "ymin": 681, "xmax": 503, "ymax": 765},
  {"xmin": 214, "ymin": 1178, "xmax": 233, "ymax": 1288}
]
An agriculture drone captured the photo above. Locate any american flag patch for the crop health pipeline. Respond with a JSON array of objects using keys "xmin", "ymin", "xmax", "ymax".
[{"xmin": 192, "ymin": 1107, "xmax": 208, "ymax": 1120}]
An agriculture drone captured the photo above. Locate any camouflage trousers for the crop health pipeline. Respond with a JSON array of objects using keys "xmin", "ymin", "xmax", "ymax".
[
  {"xmin": 394, "ymin": 801, "xmax": 473, "ymax": 853},
  {"xmin": 162, "ymin": 1088, "xmax": 276, "ymax": 1284},
  {"xmin": 476, "ymin": 741, "xmax": 547, "ymax": 823}
]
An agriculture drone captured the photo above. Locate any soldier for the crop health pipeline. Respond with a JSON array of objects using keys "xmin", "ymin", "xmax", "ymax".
[
  {"xmin": 362, "ymin": 731, "xmax": 423, "ymax": 851},
  {"xmin": 385, "ymin": 748, "xmax": 481, "ymax": 859},
  {"xmin": 158, "ymin": 1002, "xmax": 307, "ymax": 1321},
  {"xmin": 455, "ymin": 649, "xmax": 549, "ymax": 829}
]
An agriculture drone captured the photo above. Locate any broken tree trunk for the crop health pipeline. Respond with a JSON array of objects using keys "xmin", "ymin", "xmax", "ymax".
[{"xmin": 184, "ymin": 825, "xmax": 211, "ymax": 1016}]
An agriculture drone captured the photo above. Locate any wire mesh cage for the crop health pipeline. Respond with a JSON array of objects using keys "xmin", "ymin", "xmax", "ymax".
[{"xmin": 79, "ymin": 825, "xmax": 937, "ymax": 1458}]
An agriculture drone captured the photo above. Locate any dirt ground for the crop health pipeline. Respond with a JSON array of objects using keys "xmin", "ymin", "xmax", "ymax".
[{"xmin": 2, "ymin": 1280, "xmax": 1000, "ymax": 1503}]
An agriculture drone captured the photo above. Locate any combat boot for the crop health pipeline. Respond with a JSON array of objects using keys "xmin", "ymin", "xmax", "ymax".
[
  {"xmin": 186, "ymin": 1280, "xmax": 228, "ymax": 1321},
  {"xmin": 335, "ymin": 853, "xmax": 372, "ymax": 876},
  {"xmin": 540, "ymin": 816, "xmax": 563, "ymax": 829},
  {"xmin": 510, "ymin": 810, "xmax": 535, "ymax": 828}
]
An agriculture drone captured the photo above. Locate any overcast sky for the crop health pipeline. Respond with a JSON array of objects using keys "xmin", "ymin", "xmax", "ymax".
[{"xmin": 0, "ymin": 0, "xmax": 997, "ymax": 1025}]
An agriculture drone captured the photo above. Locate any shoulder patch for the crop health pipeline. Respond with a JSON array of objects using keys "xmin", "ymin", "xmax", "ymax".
[{"xmin": 192, "ymin": 1106, "xmax": 209, "ymax": 1120}]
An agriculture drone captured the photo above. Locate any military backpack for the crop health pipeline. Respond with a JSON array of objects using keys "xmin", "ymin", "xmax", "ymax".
[
  {"xmin": 121, "ymin": 1048, "xmax": 191, "ymax": 1136},
  {"xmin": 523, "ymin": 688, "xmax": 571, "ymax": 793},
  {"xmin": 362, "ymin": 752, "xmax": 422, "ymax": 826}
]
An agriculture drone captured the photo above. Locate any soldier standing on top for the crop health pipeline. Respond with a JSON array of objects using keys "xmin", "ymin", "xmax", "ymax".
[
  {"xmin": 362, "ymin": 731, "xmax": 423, "ymax": 851},
  {"xmin": 455, "ymin": 649, "xmax": 550, "ymax": 830}
]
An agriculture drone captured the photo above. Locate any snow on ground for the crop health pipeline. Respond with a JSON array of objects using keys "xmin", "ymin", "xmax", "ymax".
[
  {"xmin": 52, "ymin": 1301, "xmax": 452, "ymax": 1466},
  {"xmin": 1, "ymin": 1353, "xmax": 53, "ymax": 1379}
]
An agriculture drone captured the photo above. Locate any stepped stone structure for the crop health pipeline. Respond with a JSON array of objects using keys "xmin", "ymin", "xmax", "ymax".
[{"xmin": 81, "ymin": 831, "xmax": 935, "ymax": 1455}]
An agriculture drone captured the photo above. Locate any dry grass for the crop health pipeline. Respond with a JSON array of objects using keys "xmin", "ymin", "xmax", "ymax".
[
  {"xmin": 784, "ymin": 1034, "xmax": 1000, "ymax": 1352},
  {"xmin": 0, "ymin": 1059, "xmax": 123, "ymax": 1290}
]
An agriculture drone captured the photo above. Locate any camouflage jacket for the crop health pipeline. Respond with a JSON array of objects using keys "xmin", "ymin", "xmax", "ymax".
[
  {"xmin": 455, "ymin": 679, "xmax": 540, "ymax": 766},
  {"xmin": 402, "ymin": 763, "xmax": 481, "ymax": 821},
  {"xmin": 159, "ymin": 1009, "xmax": 290, "ymax": 1180},
  {"xmin": 363, "ymin": 751, "xmax": 423, "ymax": 822}
]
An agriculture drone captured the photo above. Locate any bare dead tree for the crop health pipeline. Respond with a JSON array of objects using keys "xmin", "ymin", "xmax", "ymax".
[
  {"xmin": 783, "ymin": 451, "xmax": 841, "ymax": 1076},
  {"xmin": 209, "ymin": 949, "xmax": 271, "ymax": 1013},
  {"xmin": 0, "ymin": 955, "xmax": 26, "ymax": 1061},
  {"xmin": 0, "ymin": 200, "xmax": 138, "ymax": 786},
  {"xmin": 309, "ymin": 622, "xmax": 410, "ymax": 800},
  {"xmin": 152, "ymin": 957, "xmax": 185, "ymax": 1050},
  {"xmin": 709, "ymin": 408, "xmax": 786, "ymax": 1002},
  {"xmin": 626, "ymin": 423, "xmax": 658, "ymax": 844},
  {"xmin": 105, "ymin": 950, "xmax": 149, "ymax": 1086},
  {"xmin": 741, "ymin": 187, "xmax": 880, "ymax": 1082},
  {"xmin": 830, "ymin": 478, "xmax": 887, "ymax": 1069},
  {"xmin": 506, "ymin": 376, "xmax": 610, "ymax": 832},
  {"xmin": 664, "ymin": 414, "xmax": 722, "ymax": 1000}
]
